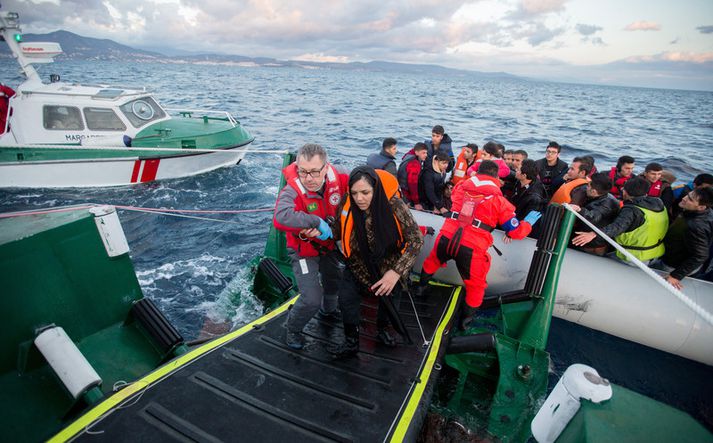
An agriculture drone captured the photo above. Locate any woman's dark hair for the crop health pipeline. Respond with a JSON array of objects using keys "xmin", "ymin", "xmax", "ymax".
[
  {"xmin": 519, "ymin": 159, "xmax": 539, "ymax": 181},
  {"xmin": 482, "ymin": 141, "xmax": 501, "ymax": 157},
  {"xmin": 348, "ymin": 166, "xmax": 402, "ymax": 282}
]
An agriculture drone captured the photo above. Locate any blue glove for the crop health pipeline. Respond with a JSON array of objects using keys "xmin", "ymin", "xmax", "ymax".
[
  {"xmin": 523, "ymin": 210, "xmax": 542, "ymax": 226},
  {"xmin": 316, "ymin": 217, "xmax": 333, "ymax": 241}
]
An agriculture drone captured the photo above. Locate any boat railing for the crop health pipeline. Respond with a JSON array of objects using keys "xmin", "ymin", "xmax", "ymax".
[
  {"xmin": 22, "ymin": 87, "xmax": 148, "ymax": 100},
  {"xmin": 562, "ymin": 203, "xmax": 713, "ymax": 327},
  {"xmin": 163, "ymin": 108, "xmax": 238, "ymax": 127}
]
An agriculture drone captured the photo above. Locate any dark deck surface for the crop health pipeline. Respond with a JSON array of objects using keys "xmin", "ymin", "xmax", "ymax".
[{"xmin": 69, "ymin": 284, "xmax": 459, "ymax": 442}]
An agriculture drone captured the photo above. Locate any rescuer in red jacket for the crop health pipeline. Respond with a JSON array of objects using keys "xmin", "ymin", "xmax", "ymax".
[
  {"xmin": 416, "ymin": 160, "xmax": 542, "ymax": 326},
  {"xmin": 0, "ymin": 83, "xmax": 15, "ymax": 134},
  {"xmin": 273, "ymin": 143, "xmax": 349, "ymax": 350}
]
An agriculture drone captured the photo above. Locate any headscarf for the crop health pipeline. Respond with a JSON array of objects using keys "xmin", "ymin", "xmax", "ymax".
[{"xmin": 348, "ymin": 166, "xmax": 402, "ymax": 282}]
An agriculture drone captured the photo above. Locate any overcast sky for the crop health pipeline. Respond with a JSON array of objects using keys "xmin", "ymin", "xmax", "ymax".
[{"xmin": 6, "ymin": 0, "xmax": 713, "ymax": 90}]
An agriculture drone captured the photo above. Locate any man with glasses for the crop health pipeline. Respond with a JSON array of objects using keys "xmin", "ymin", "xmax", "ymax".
[
  {"xmin": 535, "ymin": 141, "xmax": 568, "ymax": 197},
  {"xmin": 274, "ymin": 144, "xmax": 349, "ymax": 349}
]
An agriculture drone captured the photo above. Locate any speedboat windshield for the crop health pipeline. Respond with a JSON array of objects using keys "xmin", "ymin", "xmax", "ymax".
[{"xmin": 119, "ymin": 97, "xmax": 166, "ymax": 128}]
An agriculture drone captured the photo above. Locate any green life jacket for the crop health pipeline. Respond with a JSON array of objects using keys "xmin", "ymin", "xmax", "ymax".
[{"xmin": 615, "ymin": 205, "xmax": 668, "ymax": 262}]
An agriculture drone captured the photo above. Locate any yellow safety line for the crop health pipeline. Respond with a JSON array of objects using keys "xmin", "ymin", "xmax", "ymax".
[
  {"xmin": 49, "ymin": 297, "xmax": 297, "ymax": 443},
  {"xmin": 390, "ymin": 286, "xmax": 462, "ymax": 442}
]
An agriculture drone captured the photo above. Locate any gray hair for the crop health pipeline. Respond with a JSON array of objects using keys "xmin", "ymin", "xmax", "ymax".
[{"xmin": 297, "ymin": 143, "xmax": 327, "ymax": 163}]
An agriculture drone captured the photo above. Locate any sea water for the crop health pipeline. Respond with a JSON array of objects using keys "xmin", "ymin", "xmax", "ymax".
[{"xmin": 1, "ymin": 60, "xmax": 712, "ymax": 430}]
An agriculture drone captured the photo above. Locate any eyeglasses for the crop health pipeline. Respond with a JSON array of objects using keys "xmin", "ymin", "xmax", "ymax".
[
  {"xmin": 297, "ymin": 163, "xmax": 326, "ymax": 178},
  {"xmin": 545, "ymin": 149, "xmax": 558, "ymax": 155}
]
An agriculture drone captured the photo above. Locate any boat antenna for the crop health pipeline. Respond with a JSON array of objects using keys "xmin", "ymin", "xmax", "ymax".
[{"xmin": 0, "ymin": 11, "xmax": 43, "ymax": 82}]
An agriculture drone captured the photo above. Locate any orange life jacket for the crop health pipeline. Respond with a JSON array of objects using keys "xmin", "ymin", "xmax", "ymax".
[
  {"xmin": 451, "ymin": 147, "xmax": 480, "ymax": 185},
  {"xmin": 339, "ymin": 170, "xmax": 403, "ymax": 258},
  {"xmin": 550, "ymin": 178, "xmax": 589, "ymax": 204}
]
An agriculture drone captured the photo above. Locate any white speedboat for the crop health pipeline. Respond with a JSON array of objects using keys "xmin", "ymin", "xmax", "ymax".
[
  {"xmin": 411, "ymin": 209, "xmax": 713, "ymax": 367},
  {"xmin": 0, "ymin": 10, "xmax": 254, "ymax": 188}
]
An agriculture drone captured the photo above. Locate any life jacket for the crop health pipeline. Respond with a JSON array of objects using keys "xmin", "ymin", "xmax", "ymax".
[
  {"xmin": 402, "ymin": 156, "xmax": 422, "ymax": 204},
  {"xmin": 647, "ymin": 179, "xmax": 664, "ymax": 197},
  {"xmin": 550, "ymin": 178, "xmax": 589, "ymax": 204},
  {"xmin": 609, "ymin": 166, "xmax": 632, "ymax": 199},
  {"xmin": 339, "ymin": 170, "xmax": 403, "ymax": 258},
  {"xmin": 451, "ymin": 147, "xmax": 481, "ymax": 185},
  {"xmin": 615, "ymin": 205, "xmax": 668, "ymax": 262},
  {"xmin": 467, "ymin": 158, "xmax": 510, "ymax": 179},
  {"xmin": 274, "ymin": 163, "xmax": 348, "ymax": 257}
]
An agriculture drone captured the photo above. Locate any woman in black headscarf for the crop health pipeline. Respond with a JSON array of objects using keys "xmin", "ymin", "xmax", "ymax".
[{"xmin": 333, "ymin": 166, "xmax": 423, "ymax": 356}]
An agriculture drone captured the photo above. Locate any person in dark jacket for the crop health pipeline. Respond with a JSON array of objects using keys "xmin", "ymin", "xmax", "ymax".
[
  {"xmin": 424, "ymin": 124, "xmax": 455, "ymax": 172},
  {"xmin": 572, "ymin": 177, "xmax": 668, "ymax": 264},
  {"xmin": 651, "ymin": 187, "xmax": 713, "ymax": 289},
  {"xmin": 366, "ymin": 137, "xmax": 398, "ymax": 177},
  {"xmin": 510, "ymin": 159, "xmax": 547, "ymax": 239},
  {"xmin": 418, "ymin": 151, "xmax": 450, "ymax": 214},
  {"xmin": 534, "ymin": 141, "xmax": 568, "ymax": 197},
  {"xmin": 672, "ymin": 173, "xmax": 713, "ymax": 219},
  {"xmin": 397, "ymin": 142, "xmax": 428, "ymax": 209},
  {"xmin": 569, "ymin": 172, "xmax": 620, "ymax": 255}
]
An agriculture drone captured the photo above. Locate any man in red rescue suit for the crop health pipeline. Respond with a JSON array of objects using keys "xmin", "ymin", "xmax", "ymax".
[
  {"xmin": 0, "ymin": 83, "xmax": 15, "ymax": 134},
  {"xmin": 416, "ymin": 160, "xmax": 542, "ymax": 325},
  {"xmin": 273, "ymin": 144, "xmax": 349, "ymax": 349}
]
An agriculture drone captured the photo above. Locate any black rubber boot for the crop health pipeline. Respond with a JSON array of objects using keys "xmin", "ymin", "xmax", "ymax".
[
  {"xmin": 333, "ymin": 324, "xmax": 360, "ymax": 358},
  {"xmin": 376, "ymin": 328, "xmax": 396, "ymax": 347},
  {"xmin": 413, "ymin": 271, "xmax": 433, "ymax": 298}
]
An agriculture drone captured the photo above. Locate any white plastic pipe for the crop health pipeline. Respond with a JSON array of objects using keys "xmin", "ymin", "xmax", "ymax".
[
  {"xmin": 35, "ymin": 326, "xmax": 102, "ymax": 399},
  {"xmin": 531, "ymin": 364, "xmax": 612, "ymax": 443}
]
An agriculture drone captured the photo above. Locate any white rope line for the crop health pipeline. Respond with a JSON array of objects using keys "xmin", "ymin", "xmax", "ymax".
[
  {"xmin": 563, "ymin": 203, "xmax": 713, "ymax": 327},
  {"xmin": 115, "ymin": 207, "xmax": 261, "ymax": 225},
  {"xmin": 1, "ymin": 144, "xmax": 289, "ymax": 155}
]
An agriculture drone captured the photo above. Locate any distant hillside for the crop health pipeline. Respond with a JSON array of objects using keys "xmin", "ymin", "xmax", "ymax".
[
  {"xmin": 0, "ymin": 30, "xmax": 163, "ymax": 61},
  {"xmin": 0, "ymin": 30, "xmax": 520, "ymax": 79}
]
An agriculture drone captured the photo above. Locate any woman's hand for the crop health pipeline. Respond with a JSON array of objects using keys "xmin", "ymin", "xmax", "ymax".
[{"xmin": 371, "ymin": 269, "xmax": 400, "ymax": 296}]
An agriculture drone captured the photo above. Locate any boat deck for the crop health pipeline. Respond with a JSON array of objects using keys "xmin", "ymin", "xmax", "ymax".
[{"xmin": 61, "ymin": 284, "xmax": 460, "ymax": 442}]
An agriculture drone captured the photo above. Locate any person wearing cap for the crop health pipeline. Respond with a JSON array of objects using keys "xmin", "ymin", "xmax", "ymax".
[{"xmin": 572, "ymin": 176, "xmax": 668, "ymax": 265}]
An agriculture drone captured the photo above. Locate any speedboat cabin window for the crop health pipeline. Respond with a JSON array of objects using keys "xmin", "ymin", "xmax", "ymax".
[
  {"xmin": 120, "ymin": 97, "xmax": 166, "ymax": 128},
  {"xmin": 83, "ymin": 107, "xmax": 127, "ymax": 131},
  {"xmin": 43, "ymin": 105, "xmax": 84, "ymax": 130}
]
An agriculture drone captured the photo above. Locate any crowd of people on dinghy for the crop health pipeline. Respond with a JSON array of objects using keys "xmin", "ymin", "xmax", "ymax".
[
  {"xmin": 273, "ymin": 126, "xmax": 713, "ymax": 354},
  {"xmin": 371, "ymin": 125, "xmax": 713, "ymax": 290}
]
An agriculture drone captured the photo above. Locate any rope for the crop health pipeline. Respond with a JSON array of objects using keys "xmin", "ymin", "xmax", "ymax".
[
  {"xmin": 563, "ymin": 203, "xmax": 713, "ymax": 327},
  {"xmin": 402, "ymin": 282, "xmax": 430, "ymax": 347},
  {"xmin": 0, "ymin": 204, "xmax": 274, "ymax": 224},
  {"xmin": 3, "ymin": 144, "xmax": 289, "ymax": 155}
]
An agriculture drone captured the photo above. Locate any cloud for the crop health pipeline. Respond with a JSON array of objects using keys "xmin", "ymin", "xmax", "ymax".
[
  {"xmin": 623, "ymin": 51, "xmax": 713, "ymax": 64},
  {"xmin": 697, "ymin": 25, "xmax": 713, "ymax": 34},
  {"xmin": 519, "ymin": 0, "xmax": 567, "ymax": 16},
  {"xmin": 624, "ymin": 21, "xmax": 661, "ymax": 31},
  {"xmin": 575, "ymin": 23, "xmax": 602, "ymax": 36}
]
